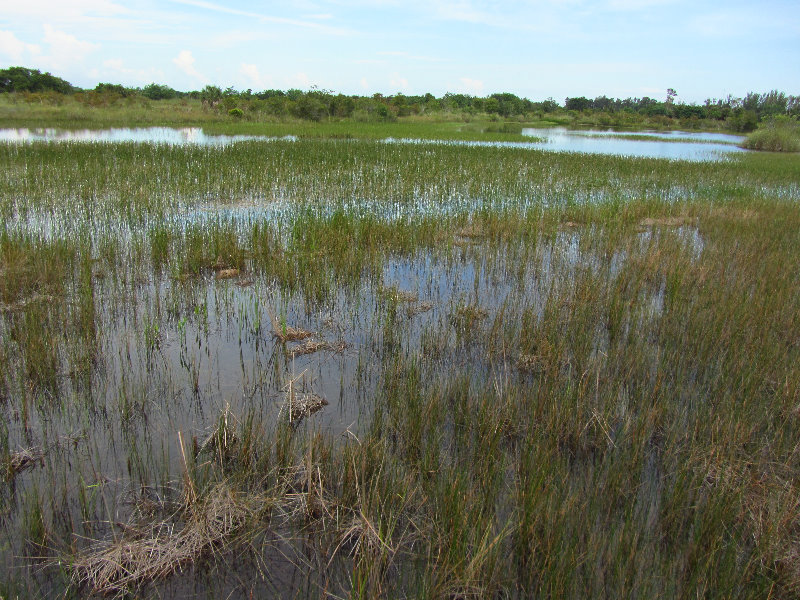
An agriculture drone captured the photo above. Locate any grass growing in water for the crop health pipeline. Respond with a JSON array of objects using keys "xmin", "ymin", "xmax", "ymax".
[{"xmin": 0, "ymin": 135, "xmax": 798, "ymax": 598}]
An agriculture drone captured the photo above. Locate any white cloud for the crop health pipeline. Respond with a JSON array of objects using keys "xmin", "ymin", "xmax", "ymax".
[
  {"xmin": 172, "ymin": 50, "xmax": 207, "ymax": 83},
  {"xmin": 168, "ymin": 0, "xmax": 351, "ymax": 35},
  {"xmin": 37, "ymin": 24, "xmax": 98, "ymax": 71},
  {"xmin": 287, "ymin": 72, "xmax": 311, "ymax": 89},
  {"xmin": 239, "ymin": 63, "xmax": 272, "ymax": 89},
  {"xmin": 1, "ymin": 0, "xmax": 129, "ymax": 21},
  {"xmin": 459, "ymin": 77, "xmax": 484, "ymax": 94},
  {"xmin": 0, "ymin": 30, "xmax": 41, "ymax": 62},
  {"xmin": 360, "ymin": 77, "xmax": 369, "ymax": 90},
  {"xmin": 389, "ymin": 73, "xmax": 409, "ymax": 91},
  {"xmin": 43, "ymin": 24, "xmax": 97, "ymax": 59},
  {"xmin": 100, "ymin": 58, "xmax": 165, "ymax": 84}
]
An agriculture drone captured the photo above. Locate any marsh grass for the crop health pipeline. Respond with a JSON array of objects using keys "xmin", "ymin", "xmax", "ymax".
[
  {"xmin": 0, "ymin": 133, "xmax": 799, "ymax": 598},
  {"xmin": 742, "ymin": 118, "xmax": 800, "ymax": 152}
]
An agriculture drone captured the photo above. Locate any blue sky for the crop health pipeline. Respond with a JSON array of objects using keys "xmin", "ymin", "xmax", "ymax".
[{"xmin": 0, "ymin": 0, "xmax": 798, "ymax": 103}]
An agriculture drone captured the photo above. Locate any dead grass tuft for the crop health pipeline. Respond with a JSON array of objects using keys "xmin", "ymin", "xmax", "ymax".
[
  {"xmin": 639, "ymin": 216, "xmax": 693, "ymax": 228},
  {"xmin": 337, "ymin": 511, "xmax": 396, "ymax": 560},
  {"xmin": 4, "ymin": 446, "xmax": 44, "ymax": 480},
  {"xmin": 455, "ymin": 224, "xmax": 487, "ymax": 239},
  {"xmin": 215, "ymin": 268, "xmax": 239, "ymax": 280},
  {"xmin": 0, "ymin": 294, "xmax": 58, "ymax": 313},
  {"xmin": 381, "ymin": 286, "xmax": 419, "ymax": 303},
  {"xmin": 516, "ymin": 353, "xmax": 544, "ymax": 373},
  {"xmin": 283, "ymin": 390, "xmax": 329, "ymax": 424},
  {"xmin": 451, "ymin": 305, "xmax": 488, "ymax": 330},
  {"xmin": 406, "ymin": 301, "xmax": 434, "ymax": 318},
  {"xmin": 199, "ymin": 404, "xmax": 239, "ymax": 461},
  {"xmin": 289, "ymin": 338, "xmax": 348, "ymax": 358},
  {"xmin": 70, "ymin": 484, "xmax": 254, "ymax": 595},
  {"xmin": 267, "ymin": 308, "xmax": 313, "ymax": 343}
]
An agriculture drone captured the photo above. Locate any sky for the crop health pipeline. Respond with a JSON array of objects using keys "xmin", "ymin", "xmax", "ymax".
[{"xmin": 0, "ymin": 0, "xmax": 798, "ymax": 103}]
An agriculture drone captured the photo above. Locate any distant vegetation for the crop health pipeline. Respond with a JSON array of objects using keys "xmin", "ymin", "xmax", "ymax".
[
  {"xmin": 0, "ymin": 66, "xmax": 75, "ymax": 95},
  {"xmin": 741, "ymin": 117, "xmax": 800, "ymax": 152},
  {"xmin": 1, "ymin": 65, "xmax": 798, "ymax": 133}
]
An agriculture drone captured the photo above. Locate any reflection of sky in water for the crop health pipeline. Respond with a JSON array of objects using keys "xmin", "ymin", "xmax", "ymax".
[
  {"xmin": 0, "ymin": 126, "xmax": 746, "ymax": 161},
  {"xmin": 567, "ymin": 129, "xmax": 744, "ymax": 143},
  {"xmin": 0, "ymin": 126, "xmax": 296, "ymax": 146},
  {"xmin": 520, "ymin": 127, "xmax": 745, "ymax": 161}
]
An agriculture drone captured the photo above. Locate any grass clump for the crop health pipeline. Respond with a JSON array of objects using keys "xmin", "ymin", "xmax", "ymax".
[
  {"xmin": 70, "ymin": 484, "xmax": 256, "ymax": 595},
  {"xmin": 1, "ymin": 126, "xmax": 800, "ymax": 597},
  {"xmin": 741, "ymin": 117, "xmax": 800, "ymax": 152}
]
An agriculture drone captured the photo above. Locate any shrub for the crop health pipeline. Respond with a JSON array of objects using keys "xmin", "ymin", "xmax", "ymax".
[
  {"xmin": 228, "ymin": 108, "xmax": 244, "ymax": 118},
  {"xmin": 741, "ymin": 117, "xmax": 800, "ymax": 152}
]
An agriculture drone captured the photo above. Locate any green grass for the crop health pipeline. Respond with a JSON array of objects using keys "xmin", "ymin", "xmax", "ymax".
[
  {"xmin": 741, "ymin": 118, "xmax": 800, "ymax": 152},
  {"xmin": 0, "ymin": 95, "xmax": 535, "ymax": 141},
  {"xmin": 0, "ymin": 132, "xmax": 799, "ymax": 598},
  {"xmin": 0, "ymin": 93, "xmax": 742, "ymax": 139}
]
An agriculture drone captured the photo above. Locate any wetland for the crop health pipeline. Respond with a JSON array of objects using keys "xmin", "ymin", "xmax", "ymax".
[{"xmin": 1, "ymin": 131, "xmax": 799, "ymax": 598}]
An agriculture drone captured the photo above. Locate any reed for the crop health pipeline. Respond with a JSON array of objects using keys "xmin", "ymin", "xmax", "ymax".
[{"xmin": 0, "ymin": 129, "xmax": 798, "ymax": 598}]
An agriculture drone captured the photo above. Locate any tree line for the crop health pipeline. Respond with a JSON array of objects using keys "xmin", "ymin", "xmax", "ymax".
[{"xmin": 2, "ymin": 66, "xmax": 798, "ymax": 131}]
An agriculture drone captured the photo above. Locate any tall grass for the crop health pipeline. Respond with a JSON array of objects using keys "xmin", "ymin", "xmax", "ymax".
[
  {"xmin": 0, "ymin": 134, "xmax": 799, "ymax": 598},
  {"xmin": 741, "ymin": 117, "xmax": 800, "ymax": 152}
]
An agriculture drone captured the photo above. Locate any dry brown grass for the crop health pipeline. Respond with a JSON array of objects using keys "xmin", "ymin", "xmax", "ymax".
[
  {"xmin": 455, "ymin": 224, "xmax": 487, "ymax": 239},
  {"xmin": 266, "ymin": 308, "xmax": 313, "ymax": 343},
  {"xmin": 214, "ymin": 268, "xmax": 239, "ymax": 280},
  {"xmin": 289, "ymin": 338, "xmax": 348, "ymax": 358},
  {"xmin": 274, "ymin": 326, "xmax": 313, "ymax": 343},
  {"xmin": 406, "ymin": 301, "xmax": 434, "ymax": 318},
  {"xmin": 381, "ymin": 286, "xmax": 419, "ymax": 303},
  {"xmin": 283, "ymin": 390, "xmax": 329, "ymax": 423},
  {"xmin": 4, "ymin": 446, "xmax": 43, "ymax": 480},
  {"xmin": 70, "ymin": 484, "xmax": 254, "ymax": 596},
  {"xmin": 516, "ymin": 353, "xmax": 544, "ymax": 373},
  {"xmin": 708, "ymin": 207, "xmax": 760, "ymax": 221},
  {"xmin": 451, "ymin": 305, "xmax": 488, "ymax": 330},
  {"xmin": 0, "ymin": 294, "xmax": 57, "ymax": 313},
  {"xmin": 638, "ymin": 216, "xmax": 693, "ymax": 228}
]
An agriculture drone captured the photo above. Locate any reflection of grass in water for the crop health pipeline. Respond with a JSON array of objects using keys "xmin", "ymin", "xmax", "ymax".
[{"xmin": 0, "ymin": 137, "xmax": 799, "ymax": 597}]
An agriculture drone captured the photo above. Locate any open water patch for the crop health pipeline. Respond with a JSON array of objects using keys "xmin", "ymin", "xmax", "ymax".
[
  {"xmin": 521, "ymin": 127, "xmax": 745, "ymax": 161},
  {"xmin": 0, "ymin": 127, "xmax": 297, "ymax": 146}
]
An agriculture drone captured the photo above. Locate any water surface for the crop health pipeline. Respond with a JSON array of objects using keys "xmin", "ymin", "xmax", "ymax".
[
  {"xmin": 521, "ymin": 127, "xmax": 745, "ymax": 160},
  {"xmin": 0, "ymin": 126, "xmax": 295, "ymax": 146},
  {"xmin": 0, "ymin": 126, "xmax": 747, "ymax": 161}
]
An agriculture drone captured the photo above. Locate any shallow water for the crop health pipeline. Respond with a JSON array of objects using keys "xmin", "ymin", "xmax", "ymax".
[
  {"xmin": 521, "ymin": 127, "xmax": 745, "ymax": 160},
  {"xmin": 0, "ymin": 126, "xmax": 746, "ymax": 161},
  {"xmin": 3, "ymin": 221, "xmax": 707, "ymax": 596},
  {"xmin": 0, "ymin": 127, "xmax": 296, "ymax": 146}
]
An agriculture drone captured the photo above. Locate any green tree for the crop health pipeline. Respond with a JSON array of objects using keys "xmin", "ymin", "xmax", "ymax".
[
  {"xmin": 565, "ymin": 96, "xmax": 591, "ymax": 111},
  {"xmin": 200, "ymin": 85, "xmax": 222, "ymax": 103},
  {"xmin": 141, "ymin": 83, "xmax": 177, "ymax": 100},
  {"xmin": 0, "ymin": 67, "xmax": 75, "ymax": 94}
]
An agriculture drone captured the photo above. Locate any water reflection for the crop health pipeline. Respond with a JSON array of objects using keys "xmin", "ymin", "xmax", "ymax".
[
  {"xmin": 0, "ymin": 126, "xmax": 747, "ymax": 161},
  {"xmin": 0, "ymin": 126, "xmax": 296, "ymax": 146},
  {"xmin": 521, "ymin": 127, "xmax": 745, "ymax": 160}
]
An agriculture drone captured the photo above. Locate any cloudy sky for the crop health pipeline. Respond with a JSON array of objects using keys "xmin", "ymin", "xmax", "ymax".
[{"xmin": 0, "ymin": 0, "xmax": 798, "ymax": 102}]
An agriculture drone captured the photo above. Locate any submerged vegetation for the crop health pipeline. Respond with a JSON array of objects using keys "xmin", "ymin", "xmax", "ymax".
[{"xmin": 0, "ymin": 128, "xmax": 799, "ymax": 598}]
